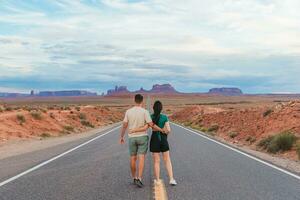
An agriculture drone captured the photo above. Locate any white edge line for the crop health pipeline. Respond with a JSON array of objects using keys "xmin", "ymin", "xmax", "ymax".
[
  {"xmin": 171, "ymin": 122, "xmax": 300, "ymax": 181},
  {"xmin": 0, "ymin": 125, "xmax": 121, "ymax": 188}
]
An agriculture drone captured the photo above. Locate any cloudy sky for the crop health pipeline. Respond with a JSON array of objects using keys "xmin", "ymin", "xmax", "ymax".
[{"xmin": 0, "ymin": 0, "xmax": 299, "ymax": 94}]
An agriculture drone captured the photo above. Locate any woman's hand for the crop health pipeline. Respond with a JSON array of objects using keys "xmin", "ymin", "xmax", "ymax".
[
  {"xmin": 129, "ymin": 129, "xmax": 137, "ymax": 134},
  {"xmin": 129, "ymin": 124, "xmax": 149, "ymax": 134}
]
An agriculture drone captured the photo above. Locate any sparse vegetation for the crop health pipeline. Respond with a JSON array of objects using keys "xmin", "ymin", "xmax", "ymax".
[
  {"xmin": 75, "ymin": 106, "xmax": 81, "ymax": 111},
  {"xmin": 246, "ymin": 136, "xmax": 256, "ymax": 143},
  {"xmin": 183, "ymin": 121, "xmax": 193, "ymax": 126},
  {"xmin": 47, "ymin": 106, "xmax": 55, "ymax": 110},
  {"xmin": 263, "ymin": 109, "xmax": 273, "ymax": 117},
  {"xmin": 296, "ymin": 141, "xmax": 300, "ymax": 160},
  {"xmin": 79, "ymin": 113, "xmax": 87, "ymax": 120},
  {"xmin": 63, "ymin": 125, "xmax": 74, "ymax": 132},
  {"xmin": 49, "ymin": 112, "xmax": 55, "ymax": 119},
  {"xmin": 31, "ymin": 111, "xmax": 42, "ymax": 120},
  {"xmin": 40, "ymin": 132, "xmax": 51, "ymax": 138},
  {"xmin": 200, "ymin": 127, "xmax": 208, "ymax": 133},
  {"xmin": 5, "ymin": 107, "xmax": 12, "ymax": 111},
  {"xmin": 40, "ymin": 108, "xmax": 47, "ymax": 113},
  {"xmin": 81, "ymin": 120, "xmax": 94, "ymax": 128},
  {"xmin": 228, "ymin": 131, "xmax": 239, "ymax": 138},
  {"xmin": 208, "ymin": 124, "xmax": 219, "ymax": 132},
  {"xmin": 257, "ymin": 131, "xmax": 297, "ymax": 153},
  {"xmin": 258, "ymin": 135, "xmax": 274, "ymax": 149},
  {"xmin": 16, "ymin": 114, "xmax": 26, "ymax": 124}
]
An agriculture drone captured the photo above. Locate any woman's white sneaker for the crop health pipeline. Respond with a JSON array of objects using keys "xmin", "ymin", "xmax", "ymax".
[
  {"xmin": 169, "ymin": 179, "xmax": 177, "ymax": 186},
  {"xmin": 154, "ymin": 179, "xmax": 162, "ymax": 186}
]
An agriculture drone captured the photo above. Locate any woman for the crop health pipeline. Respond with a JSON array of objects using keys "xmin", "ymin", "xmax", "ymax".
[{"xmin": 130, "ymin": 101, "xmax": 177, "ymax": 186}]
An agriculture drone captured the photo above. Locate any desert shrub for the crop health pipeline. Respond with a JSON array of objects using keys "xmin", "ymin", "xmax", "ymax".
[
  {"xmin": 200, "ymin": 127, "xmax": 208, "ymax": 132},
  {"xmin": 258, "ymin": 131, "xmax": 297, "ymax": 153},
  {"xmin": 296, "ymin": 141, "xmax": 300, "ymax": 160},
  {"xmin": 47, "ymin": 106, "xmax": 55, "ymax": 110},
  {"xmin": 70, "ymin": 111, "xmax": 74, "ymax": 114},
  {"xmin": 40, "ymin": 108, "xmax": 47, "ymax": 113},
  {"xmin": 63, "ymin": 125, "xmax": 74, "ymax": 132},
  {"xmin": 64, "ymin": 106, "xmax": 71, "ymax": 110},
  {"xmin": 269, "ymin": 131, "xmax": 296, "ymax": 153},
  {"xmin": 81, "ymin": 120, "xmax": 94, "ymax": 128},
  {"xmin": 191, "ymin": 124, "xmax": 202, "ymax": 130},
  {"xmin": 257, "ymin": 136, "xmax": 274, "ymax": 149},
  {"xmin": 49, "ymin": 113, "xmax": 55, "ymax": 119},
  {"xmin": 75, "ymin": 107, "xmax": 81, "ymax": 112},
  {"xmin": 208, "ymin": 124, "xmax": 219, "ymax": 132},
  {"xmin": 183, "ymin": 121, "xmax": 193, "ymax": 126},
  {"xmin": 79, "ymin": 113, "xmax": 87, "ymax": 120},
  {"xmin": 16, "ymin": 114, "xmax": 26, "ymax": 124},
  {"xmin": 228, "ymin": 131, "xmax": 239, "ymax": 138},
  {"xmin": 263, "ymin": 109, "xmax": 273, "ymax": 117},
  {"xmin": 246, "ymin": 136, "xmax": 256, "ymax": 143},
  {"xmin": 0, "ymin": 107, "xmax": 3, "ymax": 112},
  {"xmin": 40, "ymin": 132, "xmax": 51, "ymax": 138},
  {"xmin": 5, "ymin": 107, "xmax": 12, "ymax": 111},
  {"xmin": 31, "ymin": 111, "xmax": 42, "ymax": 120}
]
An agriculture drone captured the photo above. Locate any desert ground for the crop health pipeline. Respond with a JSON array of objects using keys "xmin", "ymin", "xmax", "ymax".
[
  {"xmin": 157, "ymin": 95, "xmax": 300, "ymax": 162},
  {"xmin": 1, "ymin": 94, "xmax": 300, "ymax": 164},
  {"xmin": 0, "ymin": 96, "xmax": 130, "ymax": 143}
]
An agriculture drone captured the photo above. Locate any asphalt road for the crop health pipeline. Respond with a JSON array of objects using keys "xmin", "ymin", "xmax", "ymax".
[{"xmin": 0, "ymin": 124, "xmax": 299, "ymax": 200}]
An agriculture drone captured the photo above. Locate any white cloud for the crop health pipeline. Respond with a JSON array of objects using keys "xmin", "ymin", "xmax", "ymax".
[{"xmin": 0, "ymin": 0, "xmax": 299, "ymax": 92}]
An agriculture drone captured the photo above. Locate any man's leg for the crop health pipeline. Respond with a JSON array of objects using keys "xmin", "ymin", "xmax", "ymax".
[
  {"xmin": 135, "ymin": 136, "xmax": 148, "ymax": 188},
  {"xmin": 137, "ymin": 154, "xmax": 145, "ymax": 180},
  {"xmin": 129, "ymin": 138, "xmax": 138, "ymax": 180},
  {"xmin": 130, "ymin": 155, "xmax": 137, "ymax": 179}
]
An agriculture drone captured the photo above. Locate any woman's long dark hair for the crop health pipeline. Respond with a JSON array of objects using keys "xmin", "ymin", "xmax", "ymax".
[{"xmin": 153, "ymin": 101, "xmax": 163, "ymax": 126}]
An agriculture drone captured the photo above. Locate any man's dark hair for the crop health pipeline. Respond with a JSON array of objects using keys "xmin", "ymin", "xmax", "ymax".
[{"xmin": 135, "ymin": 94, "xmax": 143, "ymax": 104}]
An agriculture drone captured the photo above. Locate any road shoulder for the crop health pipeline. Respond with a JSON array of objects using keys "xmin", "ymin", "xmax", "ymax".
[{"xmin": 0, "ymin": 123, "xmax": 120, "ymax": 160}]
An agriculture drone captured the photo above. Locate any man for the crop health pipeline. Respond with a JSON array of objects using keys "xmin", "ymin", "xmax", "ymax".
[{"xmin": 120, "ymin": 94, "xmax": 164, "ymax": 188}]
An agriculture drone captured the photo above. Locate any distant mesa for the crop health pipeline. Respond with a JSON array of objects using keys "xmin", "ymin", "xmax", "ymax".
[
  {"xmin": 107, "ymin": 86, "xmax": 130, "ymax": 96},
  {"xmin": 149, "ymin": 84, "xmax": 178, "ymax": 94},
  {"xmin": 208, "ymin": 87, "xmax": 243, "ymax": 96},
  {"xmin": 0, "ymin": 85, "xmax": 246, "ymax": 98},
  {"xmin": 38, "ymin": 90, "xmax": 97, "ymax": 97},
  {"xmin": 0, "ymin": 90, "xmax": 97, "ymax": 98},
  {"xmin": 0, "ymin": 92, "xmax": 28, "ymax": 98},
  {"xmin": 106, "ymin": 84, "xmax": 179, "ymax": 96}
]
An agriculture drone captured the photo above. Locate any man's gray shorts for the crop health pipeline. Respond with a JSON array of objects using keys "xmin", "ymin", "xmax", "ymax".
[{"xmin": 128, "ymin": 136, "xmax": 149, "ymax": 156}]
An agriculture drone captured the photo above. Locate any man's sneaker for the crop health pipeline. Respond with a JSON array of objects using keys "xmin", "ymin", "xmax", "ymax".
[
  {"xmin": 169, "ymin": 179, "xmax": 177, "ymax": 186},
  {"xmin": 133, "ymin": 178, "xmax": 138, "ymax": 185},
  {"xmin": 136, "ymin": 179, "xmax": 144, "ymax": 188}
]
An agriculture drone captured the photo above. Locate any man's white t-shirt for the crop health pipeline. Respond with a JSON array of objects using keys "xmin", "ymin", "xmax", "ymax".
[{"xmin": 123, "ymin": 106, "xmax": 152, "ymax": 138}]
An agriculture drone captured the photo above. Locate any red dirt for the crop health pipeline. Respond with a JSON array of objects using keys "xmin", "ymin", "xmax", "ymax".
[
  {"xmin": 170, "ymin": 101, "xmax": 300, "ymax": 161},
  {"xmin": 0, "ymin": 105, "xmax": 123, "ymax": 142}
]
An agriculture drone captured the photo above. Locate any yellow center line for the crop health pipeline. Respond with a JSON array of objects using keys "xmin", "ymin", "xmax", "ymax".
[{"xmin": 153, "ymin": 179, "xmax": 168, "ymax": 200}]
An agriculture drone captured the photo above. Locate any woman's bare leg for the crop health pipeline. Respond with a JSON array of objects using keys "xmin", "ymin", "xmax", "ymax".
[
  {"xmin": 162, "ymin": 151, "xmax": 174, "ymax": 180},
  {"xmin": 152, "ymin": 153, "xmax": 160, "ymax": 180}
]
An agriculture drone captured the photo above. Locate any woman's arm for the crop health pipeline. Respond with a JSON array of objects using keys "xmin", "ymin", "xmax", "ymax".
[
  {"xmin": 152, "ymin": 124, "xmax": 165, "ymax": 133},
  {"xmin": 129, "ymin": 124, "xmax": 149, "ymax": 134},
  {"xmin": 163, "ymin": 121, "xmax": 171, "ymax": 134}
]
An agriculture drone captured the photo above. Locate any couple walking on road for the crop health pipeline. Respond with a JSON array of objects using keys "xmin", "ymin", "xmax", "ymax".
[{"xmin": 120, "ymin": 94, "xmax": 177, "ymax": 188}]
